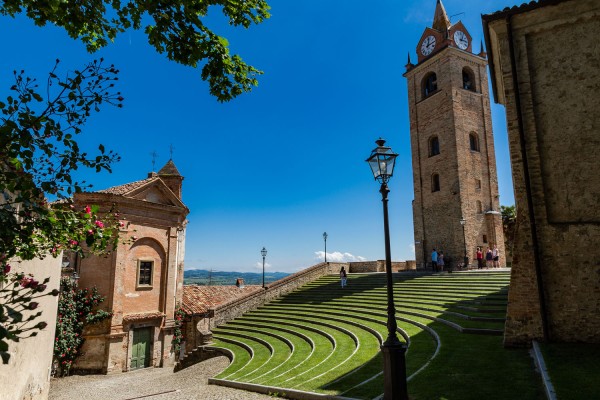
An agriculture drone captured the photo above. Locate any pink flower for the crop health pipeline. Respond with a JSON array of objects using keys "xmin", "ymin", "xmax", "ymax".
[
  {"xmin": 87, "ymin": 229, "xmax": 94, "ymax": 235},
  {"xmin": 2, "ymin": 264, "xmax": 10, "ymax": 274},
  {"xmin": 84, "ymin": 205, "xmax": 92, "ymax": 214},
  {"xmin": 94, "ymin": 220, "xmax": 105, "ymax": 228},
  {"xmin": 20, "ymin": 276, "xmax": 39, "ymax": 289},
  {"xmin": 132, "ymin": 236, "xmax": 138, "ymax": 241},
  {"xmin": 119, "ymin": 221, "xmax": 125, "ymax": 228},
  {"xmin": 69, "ymin": 239, "xmax": 78, "ymax": 246}
]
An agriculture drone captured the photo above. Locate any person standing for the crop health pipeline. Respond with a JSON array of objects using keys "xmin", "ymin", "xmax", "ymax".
[
  {"xmin": 438, "ymin": 251, "xmax": 445, "ymax": 272},
  {"xmin": 340, "ymin": 266, "xmax": 347, "ymax": 288},
  {"xmin": 431, "ymin": 248, "xmax": 438, "ymax": 272},
  {"xmin": 476, "ymin": 247, "xmax": 484, "ymax": 269},
  {"xmin": 492, "ymin": 245, "xmax": 500, "ymax": 268},
  {"xmin": 485, "ymin": 247, "xmax": 493, "ymax": 268}
]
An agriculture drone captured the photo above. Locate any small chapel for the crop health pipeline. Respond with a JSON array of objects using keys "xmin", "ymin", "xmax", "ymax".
[{"xmin": 67, "ymin": 160, "xmax": 189, "ymax": 373}]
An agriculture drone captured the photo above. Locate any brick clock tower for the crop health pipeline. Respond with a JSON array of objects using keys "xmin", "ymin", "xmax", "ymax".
[{"xmin": 403, "ymin": 0, "xmax": 505, "ymax": 268}]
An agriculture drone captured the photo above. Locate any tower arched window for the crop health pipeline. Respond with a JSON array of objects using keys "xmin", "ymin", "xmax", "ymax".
[
  {"xmin": 422, "ymin": 72, "xmax": 438, "ymax": 98},
  {"xmin": 469, "ymin": 132, "xmax": 480, "ymax": 152},
  {"xmin": 429, "ymin": 136, "xmax": 440, "ymax": 157},
  {"xmin": 431, "ymin": 173, "xmax": 440, "ymax": 192},
  {"xmin": 476, "ymin": 200, "xmax": 483, "ymax": 214},
  {"xmin": 462, "ymin": 67, "xmax": 476, "ymax": 92}
]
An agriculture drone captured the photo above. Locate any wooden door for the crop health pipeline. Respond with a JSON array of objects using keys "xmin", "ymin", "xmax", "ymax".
[{"xmin": 131, "ymin": 327, "xmax": 152, "ymax": 370}]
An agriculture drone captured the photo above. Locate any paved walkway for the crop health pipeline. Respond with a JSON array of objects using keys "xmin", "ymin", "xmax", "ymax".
[{"xmin": 49, "ymin": 356, "xmax": 273, "ymax": 400}]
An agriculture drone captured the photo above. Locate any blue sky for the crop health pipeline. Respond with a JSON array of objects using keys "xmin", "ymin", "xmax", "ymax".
[{"xmin": 1, "ymin": 0, "xmax": 518, "ymax": 273}]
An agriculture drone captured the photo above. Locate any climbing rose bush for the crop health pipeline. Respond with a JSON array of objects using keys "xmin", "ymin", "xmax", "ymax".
[{"xmin": 53, "ymin": 277, "xmax": 111, "ymax": 376}]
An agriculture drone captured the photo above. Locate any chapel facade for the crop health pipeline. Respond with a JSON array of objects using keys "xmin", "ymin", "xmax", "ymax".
[
  {"xmin": 69, "ymin": 160, "xmax": 189, "ymax": 373},
  {"xmin": 404, "ymin": 0, "xmax": 505, "ymax": 268}
]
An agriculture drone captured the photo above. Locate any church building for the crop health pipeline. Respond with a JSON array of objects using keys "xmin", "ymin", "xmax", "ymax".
[
  {"xmin": 404, "ymin": 0, "xmax": 505, "ymax": 268},
  {"xmin": 69, "ymin": 160, "xmax": 189, "ymax": 373}
]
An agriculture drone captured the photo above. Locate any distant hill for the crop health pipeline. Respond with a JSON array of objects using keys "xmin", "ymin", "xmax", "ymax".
[{"xmin": 184, "ymin": 269, "xmax": 290, "ymax": 286}]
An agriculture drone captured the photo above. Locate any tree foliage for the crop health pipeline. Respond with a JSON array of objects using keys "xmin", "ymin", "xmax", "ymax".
[
  {"xmin": 54, "ymin": 278, "xmax": 111, "ymax": 376},
  {"xmin": 0, "ymin": 0, "xmax": 271, "ymax": 102},
  {"xmin": 0, "ymin": 59, "xmax": 122, "ymax": 262},
  {"xmin": 0, "ymin": 61, "xmax": 125, "ymax": 363},
  {"xmin": 501, "ymin": 205, "xmax": 516, "ymax": 257}
]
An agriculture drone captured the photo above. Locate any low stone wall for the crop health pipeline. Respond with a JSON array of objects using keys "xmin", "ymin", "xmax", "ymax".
[
  {"xmin": 348, "ymin": 260, "xmax": 417, "ymax": 273},
  {"xmin": 210, "ymin": 262, "xmax": 346, "ymax": 328}
]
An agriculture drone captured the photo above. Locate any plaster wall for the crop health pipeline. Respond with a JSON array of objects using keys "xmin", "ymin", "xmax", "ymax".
[{"xmin": 0, "ymin": 257, "xmax": 61, "ymax": 400}]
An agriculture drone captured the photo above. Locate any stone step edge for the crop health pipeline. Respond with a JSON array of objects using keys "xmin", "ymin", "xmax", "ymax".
[{"xmin": 208, "ymin": 378, "xmax": 359, "ymax": 400}]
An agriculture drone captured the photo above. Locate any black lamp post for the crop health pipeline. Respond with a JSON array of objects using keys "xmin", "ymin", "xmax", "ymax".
[
  {"xmin": 366, "ymin": 138, "xmax": 408, "ymax": 400},
  {"xmin": 460, "ymin": 217, "xmax": 468, "ymax": 268},
  {"xmin": 323, "ymin": 232, "xmax": 328, "ymax": 263},
  {"xmin": 261, "ymin": 247, "xmax": 267, "ymax": 288}
]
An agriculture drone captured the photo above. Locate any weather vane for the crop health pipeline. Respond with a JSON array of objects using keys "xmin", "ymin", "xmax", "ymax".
[
  {"xmin": 169, "ymin": 144, "xmax": 175, "ymax": 160},
  {"xmin": 151, "ymin": 150, "xmax": 158, "ymax": 171}
]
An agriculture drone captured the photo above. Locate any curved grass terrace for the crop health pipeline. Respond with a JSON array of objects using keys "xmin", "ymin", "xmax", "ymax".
[{"xmin": 208, "ymin": 271, "xmax": 544, "ymax": 399}]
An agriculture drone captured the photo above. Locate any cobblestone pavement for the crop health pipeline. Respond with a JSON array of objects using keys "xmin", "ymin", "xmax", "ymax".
[{"xmin": 49, "ymin": 357, "xmax": 274, "ymax": 400}]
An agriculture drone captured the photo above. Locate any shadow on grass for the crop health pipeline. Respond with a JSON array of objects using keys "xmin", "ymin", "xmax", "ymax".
[{"xmin": 309, "ymin": 272, "xmax": 545, "ymax": 400}]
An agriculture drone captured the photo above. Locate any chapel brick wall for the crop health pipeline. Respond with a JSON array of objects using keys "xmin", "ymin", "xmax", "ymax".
[
  {"xmin": 72, "ymin": 181, "xmax": 187, "ymax": 373},
  {"xmin": 485, "ymin": 0, "xmax": 600, "ymax": 345}
]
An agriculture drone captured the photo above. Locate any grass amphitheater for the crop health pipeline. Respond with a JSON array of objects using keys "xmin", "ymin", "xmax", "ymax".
[{"xmin": 206, "ymin": 270, "xmax": 545, "ymax": 399}]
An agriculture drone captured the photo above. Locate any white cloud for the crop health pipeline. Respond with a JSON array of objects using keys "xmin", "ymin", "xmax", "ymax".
[
  {"xmin": 315, "ymin": 251, "xmax": 367, "ymax": 263},
  {"xmin": 255, "ymin": 261, "xmax": 272, "ymax": 270}
]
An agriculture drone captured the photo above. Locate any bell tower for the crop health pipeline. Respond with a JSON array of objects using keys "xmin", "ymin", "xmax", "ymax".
[{"xmin": 403, "ymin": 0, "xmax": 505, "ymax": 268}]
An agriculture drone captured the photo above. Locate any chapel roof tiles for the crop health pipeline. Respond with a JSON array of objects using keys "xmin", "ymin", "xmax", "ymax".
[
  {"xmin": 96, "ymin": 176, "xmax": 158, "ymax": 195},
  {"xmin": 181, "ymin": 285, "xmax": 263, "ymax": 315}
]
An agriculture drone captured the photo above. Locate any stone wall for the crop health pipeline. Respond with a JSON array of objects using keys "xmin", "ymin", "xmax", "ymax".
[
  {"xmin": 348, "ymin": 260, "xmax": 416, "ymax": 273},
  {"xmin": 209, "ymin": 262, "xmax": 345, "ymax": 329},
  {"xmin": 0, "ymin": 256, "xmax": 61, "ymax": 400},
  {"xmin": 484, "ymin": 0, "xmax": 600, "ymax": 345}
]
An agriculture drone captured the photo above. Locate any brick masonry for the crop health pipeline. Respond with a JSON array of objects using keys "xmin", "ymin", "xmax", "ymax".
[
  {"xmin": 71, "ymin": 162, "xmax": 189, "ymax": 373},
  {"xmin": 404, "ymin": 10, "xmax": 505, "ymax": 271},
  {"xmin": 484, "ymin": 0, "xmax": 600, "ymax": 345}
]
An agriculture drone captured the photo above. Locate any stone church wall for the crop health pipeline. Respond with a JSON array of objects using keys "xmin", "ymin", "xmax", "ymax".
[{"xmin": 484, "ymin": 0, "xmax": 600, "ymax": 345}]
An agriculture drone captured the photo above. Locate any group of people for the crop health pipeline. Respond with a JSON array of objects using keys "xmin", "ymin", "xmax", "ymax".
[
  {"xmin": 431, "ymin": 248, "xmax": 445, "ymax": 272},
  {"xmin": 431, "ymin": 245, "xmax": 501, "ymax": 271},
  {"xmin": 476, "ymin": 245, "xmax": 501, "ymax": 269}
]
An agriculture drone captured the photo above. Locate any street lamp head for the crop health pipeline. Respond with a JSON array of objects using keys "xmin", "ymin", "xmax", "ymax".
[
  {"xmin": 460, "ymin": 217, "xmax": 466, "ymax": 226},
  {"xmin": 323, "ymin": 232, "xmax": 328, "ymax": 240},
  {"xmin": 366, "ymin": 138, "xmax": 398, "ymax": 184},
  {"xmin": 261, "ymin": 247, "xmax": 267, "ymax": 257}
]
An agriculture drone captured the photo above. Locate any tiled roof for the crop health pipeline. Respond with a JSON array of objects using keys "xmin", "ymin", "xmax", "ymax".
[
  {"xmin": 158, "ymin": 160, "xmax": 181, "ymax": 176},
  {"xmin": 482, "ymin": 0, "xmax": 570, "ymax": 21},
  {"xmin": 181, "ymin": 285, "xmax": 263, "ymax": 315},
  {"xmin": 96, "ymin": 176, "xmax": 158, "ymax": 195}
]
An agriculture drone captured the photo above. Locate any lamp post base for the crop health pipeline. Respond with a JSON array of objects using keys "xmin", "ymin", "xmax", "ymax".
[{"xmin": 381, "ymin": 342, "xmax": 409, "ymax": 400}]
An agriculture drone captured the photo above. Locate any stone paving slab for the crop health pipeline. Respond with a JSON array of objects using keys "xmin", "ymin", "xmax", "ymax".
[{"xmin": 49, "ymin": 356, "xmax": 274, "ymax": 400}]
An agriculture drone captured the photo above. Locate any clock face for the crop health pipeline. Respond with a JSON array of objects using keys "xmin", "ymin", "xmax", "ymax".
[
  {"xmin": 454, "ymin": 30, "xmax": 469, "ymax": 50},
  {"xmin": 420, "ymin": 35, "xmax": 436, "ymax": 56}
]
